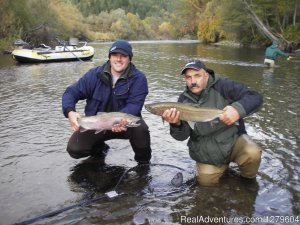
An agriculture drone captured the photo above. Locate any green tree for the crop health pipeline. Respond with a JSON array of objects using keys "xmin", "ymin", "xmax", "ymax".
[
  {"xmin": 246, "ymin": 0, "xmax": 300, "ymax": 43},
  {"xmin": 172, "ymin": 0, "xmax": 207, "ymax": 38},
  {"xmin": 217, "ymin": 0, "xmax": 255, "ymax": 44},
  {"xmin": 0, "ymin": 0, "xmax": 34, "ymax": 48},
  {"xmin": 1, "ymin": 0, "xmax": 299, "ymax": 51}
]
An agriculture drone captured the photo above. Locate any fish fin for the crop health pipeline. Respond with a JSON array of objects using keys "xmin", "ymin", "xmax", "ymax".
[
  {"xmin": 94, "ymin": 129, "xmax": 104, "ymax": 134},
  {"xmin": 187, "ymin": 121, "xmax": 196, "ymax": 129},
  {"xmin": 125, "ymin": 122, "xmax": 140, "ymax": 128},
  {"xmin": 161, "ymin": 117, "xmax": 165, "ymax": 124},
  {"xmin": 202, "ymin": 117, "xmax": 220, "ymax": 123},
  {"xmin": 80, "ymin": 127, "xmax": 88, "ymax": 132}
]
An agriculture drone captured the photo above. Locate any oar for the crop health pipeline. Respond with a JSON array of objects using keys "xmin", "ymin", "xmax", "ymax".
[
  {"xmin": 55, "ymin": 38, "xmax": 84, "ymax": 62},
  {"xmin": 63, "ymin": 45, "xmax": 84, "ymax": 62}
]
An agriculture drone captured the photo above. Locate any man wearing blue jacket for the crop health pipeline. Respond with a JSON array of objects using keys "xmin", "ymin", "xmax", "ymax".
[
  {"xmin": 62, "ymin": 40, "xmax": 151, "ymax": 164},
  {"xmin": 162, "ymin": 60, "xmax": 262, "ymax": 186}
]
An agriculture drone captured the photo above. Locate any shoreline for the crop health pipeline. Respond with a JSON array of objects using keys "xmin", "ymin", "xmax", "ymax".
[{"xmin": 2, "ymin": 39, "xmax": 299, "ymax": 55}]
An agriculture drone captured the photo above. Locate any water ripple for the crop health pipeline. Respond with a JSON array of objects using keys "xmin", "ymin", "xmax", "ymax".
[{"xmin": 1, "ymin": 42, "xmax": 300, "ymax": 225}]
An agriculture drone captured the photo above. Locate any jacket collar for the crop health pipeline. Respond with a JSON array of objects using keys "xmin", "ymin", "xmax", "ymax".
[
  {"xmin": 97, "ymin": 61, "xmax": 134, "ymax": 85},
  {"xmin": 103, "ymin": 61, "xmax": 133, "ymax": 79}
]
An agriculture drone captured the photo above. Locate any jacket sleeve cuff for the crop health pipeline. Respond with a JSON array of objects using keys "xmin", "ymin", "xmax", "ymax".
[
  {"xmin": 231, "ymin": 102, "xmax": 247, "ymax": 118},
  {"xmin": 170, "ymin": 121, "xmax": 190, "ymax": 133},
  {"xmin": 170, "ymin": 122, "xmax": 182, "ymax": 128},
  {"xmin": 64, "ymin": 107, "xmax": 75, "ymax": 118}
]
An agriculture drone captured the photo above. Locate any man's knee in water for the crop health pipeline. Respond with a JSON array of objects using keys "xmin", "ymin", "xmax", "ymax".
[
  {"xmin": 239, "ymin": 144, "xmax": 262, "ymax": 179},
  {"xmin": 242, "ymin": 143, "xmax": 262, "ymax": 164}
]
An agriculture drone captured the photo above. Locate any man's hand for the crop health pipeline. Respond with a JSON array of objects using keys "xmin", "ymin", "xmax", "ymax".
[
  {"xmin": 162, "ymin": 108, "xmax": 181, "ymax": 126},
  {"xmin": 68, "ymin": 111, "xmax": 81, "ymax": 131},
  {"xmin": 112, "ymin": 118, "xmax": 128, "ymax": 132},
  {"xmin": 219, "ymin": 106, "xmax": 240, "ymax": 125}
]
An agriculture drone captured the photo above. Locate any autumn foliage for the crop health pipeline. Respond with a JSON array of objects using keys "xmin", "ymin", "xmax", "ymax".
[{"xmin": 0, "ymin": 0, "xmax": 299, "ymax": 50}]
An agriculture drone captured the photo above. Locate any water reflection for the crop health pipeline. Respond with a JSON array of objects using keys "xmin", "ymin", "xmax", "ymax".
[
  {"xmin": 172, "ymin": 170, "xmax": 259, "ymax": 224},
  {"xmin": 0, "ymin": 42, "xmax": 300, "ymax": 224},
  {"xmin": 69, "ymin": 163, "xmax": 126, "ymax": 192}
]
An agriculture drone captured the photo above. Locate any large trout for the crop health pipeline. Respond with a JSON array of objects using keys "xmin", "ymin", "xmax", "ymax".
[
  {"xmin": 77, "ymin": 112, "xmax": 140, "ymax": 134},
  {"xmin": 145, "ymin": 102, "xmax": 223, "ymax": 124}
]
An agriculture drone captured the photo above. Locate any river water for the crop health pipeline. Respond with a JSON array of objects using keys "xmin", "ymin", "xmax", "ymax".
[{"xmin": 0, "ymin": 41, "xmax": 299, "ymax": 225}]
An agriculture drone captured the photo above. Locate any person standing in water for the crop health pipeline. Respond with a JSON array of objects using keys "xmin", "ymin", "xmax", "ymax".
[{"xmin": 264, "ymin": 41, "xmax": 292, "ymax": 67}]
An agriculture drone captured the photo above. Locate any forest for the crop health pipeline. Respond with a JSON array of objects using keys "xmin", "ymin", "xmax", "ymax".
[{"xmin": 0, "ymin": 0, "xmax": 299, "ymax": 51}]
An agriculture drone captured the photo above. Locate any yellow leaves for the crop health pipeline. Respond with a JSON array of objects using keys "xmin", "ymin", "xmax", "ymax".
[
  {"xmin": 127, "ymin": 12, "xmax": 142, "ymax": 32},
  {"xmin": 127, "ymin": 12, "xmax": 137, "ymax": 20},
  {"xmin": 196, "ymin": 0, "xmax": 226, "ymax": 43},
  {"xmin": 159, "ymin": 22, "xmax": 175, "ymax": 37},
  {"xmin": 198, "ymin": 16, "xmax": 220, "ymax": 43},
  {"xmin": 0, "ymin": 11, "xmax": 17, "ymax": 34},
  {"xmin": 49, "ymin": 0, "xmax": 86, "ymax": 37}
]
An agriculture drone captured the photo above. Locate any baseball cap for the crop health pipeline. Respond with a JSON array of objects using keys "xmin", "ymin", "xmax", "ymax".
[{"xmin": 180, "ymin": 60, "xmax": 214, "ymax": 75}]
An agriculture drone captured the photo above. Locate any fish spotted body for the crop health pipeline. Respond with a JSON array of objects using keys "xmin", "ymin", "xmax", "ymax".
[
  {"xmin": 145, "ymin": 102, "xmax": 223, "ymax": 123},
  {"xmin": 77, "ymin": 112, "xmax": 140, "ymax": 134}
]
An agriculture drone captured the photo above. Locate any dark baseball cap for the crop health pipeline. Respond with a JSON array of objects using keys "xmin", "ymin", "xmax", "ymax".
[
  {"xmin": 109, "ymin": 40, "xmax": 133, "ymax": 60},
  {"xmin": 180, "ymin": 60, "xmax": 214, "ymax": 75}
]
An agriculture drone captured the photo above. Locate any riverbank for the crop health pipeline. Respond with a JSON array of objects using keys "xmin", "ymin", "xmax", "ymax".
[
  {"xmin": 214, "ymin": 40, "xmax": 300, "ymax": 52},
  {"xmin": 2, "ymin": 39, "xmax": 300, "ymax": 56},
  {"xmin": 0, "ymin": 39, "xmax": 247, "ymax": 55}
]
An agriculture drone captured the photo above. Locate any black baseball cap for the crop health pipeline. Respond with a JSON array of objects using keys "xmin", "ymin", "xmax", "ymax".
[{"xmin": 180, "ymin": 60, "xmax": 214, "ymax": 75}]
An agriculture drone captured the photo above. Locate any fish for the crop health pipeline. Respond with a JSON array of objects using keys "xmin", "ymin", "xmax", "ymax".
[
  {"xmin": 77, "ymin": 112, "xmax": 141, "ymax": 134},
  {"xmin": 145, "ymin": 102, "xmax": 224, "ymax": 128}
]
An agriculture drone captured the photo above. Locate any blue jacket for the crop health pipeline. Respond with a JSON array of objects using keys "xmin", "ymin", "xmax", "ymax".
[{"xmin": 62, "ymin": 61, "xmax": 148, "ymax": 117}]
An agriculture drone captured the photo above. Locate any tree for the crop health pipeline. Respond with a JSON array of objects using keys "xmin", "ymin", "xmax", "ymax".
[
  {"xmin": 243, "ymin": 0, "xmax": 300, "ymax": 46},
  {"xmin": 197, "ymin": 0, "xmax": 225, "ymax": 43},
  {"xmin": 0, "ymin": 0, "xmax": 34, "ymax": 48},
  {"xmin": 172, "ymin": 0, "xmax": 206, "ymax": 38}
]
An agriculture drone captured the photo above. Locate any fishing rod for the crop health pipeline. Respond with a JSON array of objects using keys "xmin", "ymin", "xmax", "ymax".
[{"xmin": 15, "ymin": 163, "xmax": 193, "ymax": 225}]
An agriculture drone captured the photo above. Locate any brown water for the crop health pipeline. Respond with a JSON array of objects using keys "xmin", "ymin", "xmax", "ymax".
[{"xmin": 0, "ymin": 41, "xmax": 299, "ymax": 225}]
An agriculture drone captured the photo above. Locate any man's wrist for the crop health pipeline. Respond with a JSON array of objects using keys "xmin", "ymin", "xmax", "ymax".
[{"xmin": 65, "ymin": 108, "xmax": 75, "ymax": 118}]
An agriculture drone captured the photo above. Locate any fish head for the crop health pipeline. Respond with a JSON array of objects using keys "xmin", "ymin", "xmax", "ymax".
[
  {"xmin": 145, "ymin": 103, "xmax": 166, "ymax": 116},
  {"xmin": 145, "ymin": 103, "xmax": 161, "ymax": 112},
  {"xmin": 122, "ymin": 114, "xmax": 141, "ymax": 128}
]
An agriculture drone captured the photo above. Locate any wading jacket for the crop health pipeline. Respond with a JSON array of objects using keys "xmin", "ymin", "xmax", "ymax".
[
  {"xmin": 170, "ymin": 73, "xmax": 263, "ymax": 166},
  {"xmin": 62, "ymin": 61, "xmax": 148, "ymax": 117},
  {"xmin": 264, "ymin": 43, "xmax": 288, "ymax": 60}
]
